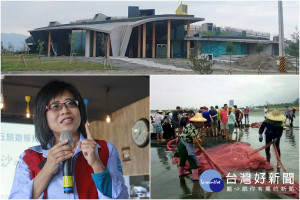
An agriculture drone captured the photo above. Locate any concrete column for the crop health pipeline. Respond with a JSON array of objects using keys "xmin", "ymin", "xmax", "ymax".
[
  {"xmin": 106, "ymin": 33, "xmax": 110, "ymax": 57},
  {"xmin": 85, "ymin": 30, "xmax": 90, "ymax": 57},
  {"xmin": 93, "ymin": 31, "xmax": 96, "ymax": 57},
  {"xmin": 142, "ymin": 23, "xmax": 146, "ymax": 58},
  {"xmin": 138, "ymin": 25, "xmax": 141, "ymax": 58},
  {"xmin": 47, "ymin": 31, "xmax": 51, "ymax": 57},
  {"xmin": 278, "ymin": 1, "xmax": 285, "ymax": 57},
  {"xmin": 152, "ymin": 22, "xmax": 156, "ymax": 58},
  {"xmin": 278, "ymin": 0, "xmax": 286, "ymax": 72},
  {"xmin": 187, "ymin": 21, "xmax": 190, "ymax": 59},
  {"xmin": 167, "ymin": 20, "xmax": 171, "ymax": 58}
]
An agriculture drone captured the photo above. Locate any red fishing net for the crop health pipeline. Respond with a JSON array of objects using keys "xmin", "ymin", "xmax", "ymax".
[
  {"xmin": 170, "ymin": 140, "xmax": 299, "ymax": 198},
  {"xmin": 250, "ymin": 122, "xmax": 263, "ymax": 128},
  {"xmin": 172, "ymin": 142, "xmax": 273, "ymax": 173}
]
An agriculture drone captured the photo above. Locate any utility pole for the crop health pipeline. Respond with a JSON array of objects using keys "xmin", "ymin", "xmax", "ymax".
[{"xmin": 278, "ymin": 0, "xmax": 286, "ymax": 72}]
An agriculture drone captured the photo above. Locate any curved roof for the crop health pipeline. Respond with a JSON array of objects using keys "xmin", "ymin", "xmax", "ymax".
[
  {"xmin": 29, "ymin": 15, "xmax": 204, "ymax": 57},
  {"xmin": 29, "ymin": 15, "xmax": 204, "ymax": 34}
]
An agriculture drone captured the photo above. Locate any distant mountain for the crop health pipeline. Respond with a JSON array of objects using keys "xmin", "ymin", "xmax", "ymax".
[{"xmin": 1, "ymin": 33, "xmax": 30, "ymax": 51}]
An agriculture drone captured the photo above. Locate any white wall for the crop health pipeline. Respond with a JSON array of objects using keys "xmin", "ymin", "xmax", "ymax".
[{"xmin": 0, "ymin": 122, "xmax": 39, "ymax": 199}]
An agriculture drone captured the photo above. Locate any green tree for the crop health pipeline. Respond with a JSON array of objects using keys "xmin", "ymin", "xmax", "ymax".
[
  {"xmin": 98, "ymin": 33, "xmax": 111, "ymax": 68},
  {"xmin": 70, "ymin": 34, "xmax": 77, "ymax": 64},
  {"xmin": 1, "ymin": 41, "xmax": 7, "ymax": 54},
  {"xmin": 188, "ymin": 41, "xmax": 213, "ymax": 74},
  {"xmin": 286, "ymin": 26, "xmax": 299, "ymax": 73},
  {"xmin": 255, "ymin": 43, "xmax": 264, "ymax": 74},
  {"xmin": 21, "ymin": 42, "xmax": 29, "ymax": 54},
  {"xmin": 70, "ymin": 34, "xmax": 76, "ymax": 54},
  {"xmin": 226, "ymin": 42, "xmax": 235, "ymax": 71},
  {"xmin": 37, "ymin": 40, "xmax": 44, "ymax": 67},
  {"xmin": 37, "ymin": 40, "xmax": 44, "ymax": 56},
  {"xmin": 255, "ymin": 43, "xmax": 264, "ymax": 55},
  {"xmin": 1, "ymin": 41, "xmax": 5, "ymax": 64},
  {"xmin": 8, "ymin": 42, "xmax": 14, "ymax": 52}
]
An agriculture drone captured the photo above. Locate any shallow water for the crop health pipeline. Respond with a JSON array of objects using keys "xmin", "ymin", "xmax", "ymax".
[{"xmin": 151, "ymin": 114, "xmax": 299, "ymax": 199}]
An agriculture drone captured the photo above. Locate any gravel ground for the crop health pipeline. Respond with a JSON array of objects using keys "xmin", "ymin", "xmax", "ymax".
[{"xmin": 2, "ymin": 56, "xmax": 298, "ymax": 75}]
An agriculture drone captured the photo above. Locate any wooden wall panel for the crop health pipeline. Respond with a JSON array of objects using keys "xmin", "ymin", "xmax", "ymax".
[{"xmin": 89, "ymin": 97, "xmax": 149, "ymax": 176}]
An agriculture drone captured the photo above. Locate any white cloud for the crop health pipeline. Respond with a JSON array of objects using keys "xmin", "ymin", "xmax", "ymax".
[
  {"xmin": 150, "ymin": 75, "xmax": 299, "ymax": 109},
  {"xmin": 1, "ymin": 1, "xmax": 299, "ymax": 40}
]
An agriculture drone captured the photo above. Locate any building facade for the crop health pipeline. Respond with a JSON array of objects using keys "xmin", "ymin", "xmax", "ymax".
[
  {"xmin": 27, "ymin": 5, "xmax": 203, "ymax": 59},
  {"xmin": 27, "ymin": 4, "xmax": 278, "ymax": 59},
  {"xmin": 229, "ymin": 100, "xmax": 234, "ymax": 107}
]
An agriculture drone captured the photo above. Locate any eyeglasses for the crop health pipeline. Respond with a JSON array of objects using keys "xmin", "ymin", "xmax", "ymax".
[{"xmin": 46, "ymin": 100, "xmax": 79, "ymax": 111}]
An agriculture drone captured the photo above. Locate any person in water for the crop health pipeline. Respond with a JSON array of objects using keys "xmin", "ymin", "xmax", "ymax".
[
  {"xmin": 154, "ymin": 110, "xmax": 165, "ymax": 143},
  {"xmin": 177, "ymin": 113, "xmax": 206, "ymax": 181},
  {"xmin": 259, "ymin": 109, "xmax": 285, "ymax": 166},
  {"xmin": 227, "ymin": 106, "xmax": 237, "ymax": 141}
]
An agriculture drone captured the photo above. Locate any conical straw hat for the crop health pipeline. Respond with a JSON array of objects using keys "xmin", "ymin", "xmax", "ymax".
[
  {"xmin": 157, "ymin": 110, "xmax": 163, "ymax": 113},
  {"xmin": 190, "ymin": 113, "xmax": 207, "ymax": 122},
  {"xmin": 265, "ymin": 109, "xmax": 286, "ymax": 122}
]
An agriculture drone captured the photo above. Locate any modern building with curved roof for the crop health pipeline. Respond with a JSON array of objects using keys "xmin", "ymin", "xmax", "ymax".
[
  {"xmin": 27, "ymin": 3, "xmax": 278, "ymax": 59},
  {"xmin": 28, "ymin": 4, "xmax": 204, "ymax": 58}
]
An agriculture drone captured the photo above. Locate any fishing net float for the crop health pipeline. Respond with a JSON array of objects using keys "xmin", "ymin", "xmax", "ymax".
[{"xmin": 167, "ymin": 139, "xmax": 299, "ymax": 198}]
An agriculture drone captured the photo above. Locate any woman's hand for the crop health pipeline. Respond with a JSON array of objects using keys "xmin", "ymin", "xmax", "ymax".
[
  {"xmin": 44, "ymin": 140, "xmax": 74, "ymax": 176},
  {"xmin": 32, "ymin": 140, "xmax": 74, "ymax": 198},
  {"xmin": 78, "ymin": 122, "xmax": 105, "ymax": 173}
]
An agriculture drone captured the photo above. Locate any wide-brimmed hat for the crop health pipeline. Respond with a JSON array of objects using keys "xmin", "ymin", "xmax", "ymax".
[
  {"xmin": 228, "ymin": 106, "xmax": 233, "ymax": 111},
  {"xmin": 157, "ymin": 110, "xmax": 163, "ymax": 113},
  {"xmin": 265, "ymin": 109, "xmax": 286, "ymax": 122},
  {"xmin": 166, "ymin": 109, "xmax": 171, "ymax": 113},
  {"xmin": 190, "ymin": 113, "xmax": 207, "ymax": 122}
]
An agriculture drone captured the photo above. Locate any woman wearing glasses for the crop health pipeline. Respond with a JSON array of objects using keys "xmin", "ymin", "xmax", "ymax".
[{"xmin": 9, "ymin": 80, "xmax": 128, "ymax": 199}]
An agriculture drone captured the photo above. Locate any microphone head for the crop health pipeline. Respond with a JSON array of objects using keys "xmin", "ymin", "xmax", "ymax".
[{"xmin": 60, "ymin": 130, "xmax": 73, "ymax": 147}]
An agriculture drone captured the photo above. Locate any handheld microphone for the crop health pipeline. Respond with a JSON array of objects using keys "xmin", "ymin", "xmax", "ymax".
[{"xmin": 60, "ymin": 130, "xmax": 74, "ymax": 193}]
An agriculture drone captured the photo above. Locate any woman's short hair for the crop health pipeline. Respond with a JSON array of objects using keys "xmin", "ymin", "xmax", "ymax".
[{"xmin": 34, "ymin": 80, "xmax": 87, "ymax": 149}]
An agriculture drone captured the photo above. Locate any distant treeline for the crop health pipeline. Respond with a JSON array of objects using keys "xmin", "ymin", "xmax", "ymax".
[{"xmin": 256, "ymin": 98, "xmax": 299, "ymax": 109}]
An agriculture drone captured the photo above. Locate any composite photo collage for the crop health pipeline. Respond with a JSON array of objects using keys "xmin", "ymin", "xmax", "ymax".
[{"xmin": 1, "ymin": 1, "xmax": 299, "ymax": 199}]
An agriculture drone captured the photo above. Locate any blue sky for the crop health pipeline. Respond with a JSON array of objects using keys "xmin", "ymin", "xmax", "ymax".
[{"xmin": 1, "ymin": 1, "xmax": 299, "ymax": 40}]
